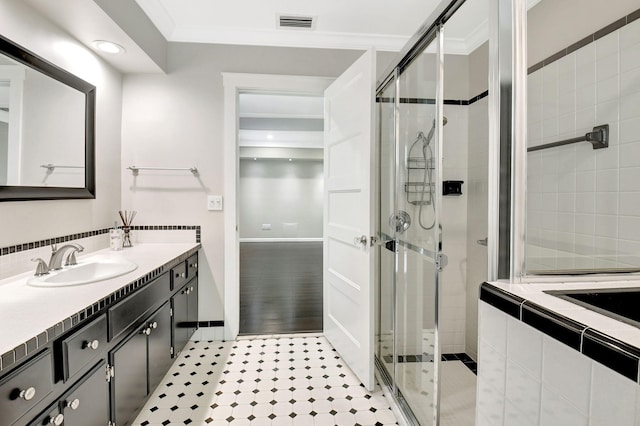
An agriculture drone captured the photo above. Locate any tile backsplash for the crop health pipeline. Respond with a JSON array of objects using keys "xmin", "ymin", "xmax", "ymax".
[
  {"xmin": 0, "ymin": 225, "xmax": 200, "ymax": 280},
  {"xmin": 527, "ymin": 13, "xmax": 640, "ymax": 272}
]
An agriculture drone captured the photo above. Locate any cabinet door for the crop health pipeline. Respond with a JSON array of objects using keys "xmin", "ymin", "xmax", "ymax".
[
  {"xmin": 187, "ymin": 278, "xmax": 199, "ymax": 338},
  {"xmin": 147, "ymin": 302, "xmax": 172, "ymax": 393},
  {"xmin": 171, "ymin": 286, "xmax": 190, "ymax": 357},
  {"xmin": 60, "ymin": 361, "xmax": 109, "ymax": 426},
  {"xmin": 110, "ymin": 328, "xmax": 148, "ymax": 426}
]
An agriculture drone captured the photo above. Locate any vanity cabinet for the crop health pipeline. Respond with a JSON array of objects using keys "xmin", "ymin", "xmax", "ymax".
[
  {"xmin": 29, "ymin": 361, "xmax": 109, "ymax": 426},
  {"xmin": 147, "ymin": 302, "xmax": 173, "ymax": 393},
  {"xmin": 172, "ymin": 278, "xmax": 198, "ymax": 358},
  {"xmin": 0, "ymin": 248, "xmax": 200, "ymax": 426},
  {"xmin": 0, "ymin": 351, "xmax": 53, "ymax": 426},
  {"xmin": 110, "ymin": 301, "xmax": 172, "ymax": 426}
]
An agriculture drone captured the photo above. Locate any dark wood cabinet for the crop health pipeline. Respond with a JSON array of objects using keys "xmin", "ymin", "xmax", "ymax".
[
  {"xmin": 2, "ymin": 250, "xmax": 200, "ymax": 426},
  {"xmin": 28, "ymin": 361, "xmax": 108, "ymax": 426},
  {"xmin": 58, "ymin": 361, "xmax": 109, "ymax": 425},
  {"xmin": 172, "ymin": 278, "xmax": 198, "ymax": 358},
  {"xmin": 110, "ymin": 327, "xmax": 148, "ymax": 426},
  {"xmin": 0, "ymin": 351, "xmax": 53, "ymax": 426},
  {"xmin": 147, "ymin": 302, "xmax": 173, "ymax": 393},
  {"xmin": 110, "ymin": 301, "xmax": 172, "ymax": 426}
]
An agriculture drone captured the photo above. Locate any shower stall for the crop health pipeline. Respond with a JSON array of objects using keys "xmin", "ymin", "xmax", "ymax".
[
  {"xmin": 374, "ymin": 0, "xmax": 490, "ymax": 423},
  {"xmin": 376, "ymin": 27, "xmax": 446, "ymax": 426}
]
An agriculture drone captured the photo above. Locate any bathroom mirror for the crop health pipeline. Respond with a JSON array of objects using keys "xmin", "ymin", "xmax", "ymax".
[{"xmin": 0, "ymin": 34, "xmax": 95, "ymax": 201}]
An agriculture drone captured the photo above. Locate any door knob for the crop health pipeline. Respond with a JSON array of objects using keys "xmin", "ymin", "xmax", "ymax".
[{"xmin": 354, "ymin": 235, "xmax": 368, "ymax": 247}]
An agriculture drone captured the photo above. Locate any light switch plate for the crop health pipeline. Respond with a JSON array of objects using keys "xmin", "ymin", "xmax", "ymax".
[{"xmin": 207, "ymin": 195, "xmax": 223, "ymax": 211}]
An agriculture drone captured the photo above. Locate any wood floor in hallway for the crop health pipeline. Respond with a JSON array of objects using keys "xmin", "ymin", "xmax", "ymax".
[{"xmin": 239, "ymin": 242, "xmax": 323, "ymax": 335}]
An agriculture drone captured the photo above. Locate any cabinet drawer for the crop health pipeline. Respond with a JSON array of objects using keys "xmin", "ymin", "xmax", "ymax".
[
  {"xmin": 171, "ymin": 261, "xmax": 188, "ymax": 291},
  {"xmin": 61, "ymin": 314, "xmax": 107, "ymax": 381},
  {"xmin": 0, "ymin": 351, "xmax": 53, "ymax": 426},
  {"xmin": 108, "ymin": 272, "xmax": 169, "ymax": 341},
  {"xmin": 187, "ymin": 253, "xmax": 198, "ymax": 278}
]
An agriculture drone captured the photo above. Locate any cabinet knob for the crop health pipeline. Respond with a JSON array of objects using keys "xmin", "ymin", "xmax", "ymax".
[
  {"xmin": 141, "ymin": 327, "xmax": 151, "ymax": 336},
  {"xmin": 46, "ymin": 413, "xmax": 64, "ymax": 426},
  {"xmin": 190, "ymin": 286, "xmax": 194, "ymax": 292},
  {"xmin": 19, "ymin": 387, "xmax": 36, "ymax": 401},
  {"xmin": 190, "ymin": 263, "xmax": 197, "ymax": 268},
  {"xmin": 66, "ymin": 398, "xmax": 80, "ymax": 410},
  {"xmin": 83, "ymin": 339, "xmax": 99, "ymax": 350},
  {"xmin": 185, "ymin": 288, "xmax": 190, "ymax": 295},
  {"xmin": 176, "ymin": 272, "xmax": 186, "ymax": 278},
  {"xmin": 149, "ymin": 321, "xmax": 158, "ymax": 329}
]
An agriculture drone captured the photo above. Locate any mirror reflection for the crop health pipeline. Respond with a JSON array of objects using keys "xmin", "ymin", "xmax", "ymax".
[{"xmin": 0, "ymin": 47, "xmax": 86, "ymax": 189}]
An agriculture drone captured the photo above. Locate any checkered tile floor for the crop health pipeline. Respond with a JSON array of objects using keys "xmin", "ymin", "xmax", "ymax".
[{"xmin": 133, "ymin": 334, "xmax": 398, "ymax": 425}]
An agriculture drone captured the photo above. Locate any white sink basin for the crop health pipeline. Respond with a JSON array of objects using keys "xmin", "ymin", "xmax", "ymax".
[{"xmin": 27, "ymin": 258, "xmax": 138, "ymax": 287}]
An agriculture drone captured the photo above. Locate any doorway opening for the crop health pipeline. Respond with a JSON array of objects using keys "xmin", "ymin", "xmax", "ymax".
[{"xmin": 237, "ymin": 92, "xmax": 324, "ymax": 335}]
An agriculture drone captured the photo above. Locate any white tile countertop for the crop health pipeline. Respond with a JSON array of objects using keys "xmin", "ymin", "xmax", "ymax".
[
  {"xmin": 0, "ymin": 243, "xmax": 199, "ymax": 357},
  {"xmin": 486, "ymin": 279, "xmax": 640, "ymax": 350}
]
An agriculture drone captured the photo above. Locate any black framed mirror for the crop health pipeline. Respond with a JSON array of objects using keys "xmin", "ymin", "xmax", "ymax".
[{"xmin": 0, "ymin": 34, "xmax": 95, "ymax": 201}]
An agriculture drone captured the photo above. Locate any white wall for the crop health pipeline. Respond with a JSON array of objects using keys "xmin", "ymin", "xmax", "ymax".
[
  {"xmin": 0, "ymin": 0, "xmax": 123, "ymax": 248},
  {"xmin": 527, "ymin": 17, "xmax": 640, "ymax": 271},
  {"xmin": 466, "ymin": 42, "xmax": 489, "ymax": 360},
  {"xmin": 239, "ymin": 158, "xmax": 323, "ymax": 239},
  {"xmin": 121, "ymin": 43, "xmax": 396, "ymax": 322}
]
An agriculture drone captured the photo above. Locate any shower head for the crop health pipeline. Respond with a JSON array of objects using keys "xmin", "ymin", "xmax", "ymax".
[{"xmin": 424, "ymin": 116, "xmax": 448, "ymax": 145}]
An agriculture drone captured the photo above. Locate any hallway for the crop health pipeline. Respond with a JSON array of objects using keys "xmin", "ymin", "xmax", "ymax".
[{"xmin": 239, "ymin": 242, "xmax": 323, "ymax": 335}]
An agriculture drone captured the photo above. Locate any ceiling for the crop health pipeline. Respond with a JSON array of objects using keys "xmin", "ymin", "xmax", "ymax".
[
  {"xmin": 24, "ymin": 0, "xmax": 542, "ymax": 74},
  {"xmin": 136, "ymin": 0, "xmax": 442, "ymax": 52}
]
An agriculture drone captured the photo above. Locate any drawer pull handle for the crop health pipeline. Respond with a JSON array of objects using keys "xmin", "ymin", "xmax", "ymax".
[
  {"xmin": 19, "ymin": 387, "xmax": 36, "ymax": 401},
  {"xmin": 83, "ymin": 339, "xmax": 100, "ymax": 350},
  {"xmin": 149, "ymin": 321, "xmax": 158, "ymax": 329},
  {"xmin": 46, "ymin": 413, "xmax": 64, "ymax": 426},
  {"xmin": 66, "ymin": 398, "xmax": 80, "ymax": 410}
]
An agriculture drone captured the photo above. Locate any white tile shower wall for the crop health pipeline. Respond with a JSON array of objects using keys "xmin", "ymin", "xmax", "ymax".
[
  {"xmin": 476, "ymin": 301, "xmax": 640, "ymax": 426},
  {"xmin": 0, "ymin": 234, "xmax": 109, "ymax": 281},
  {"xmin": 527, "ymin": 18, "xmax": 640, "ymax": 271},
  {"xmin": 466, "ymin": 96, "xmax": 489, "ymax": 360}
]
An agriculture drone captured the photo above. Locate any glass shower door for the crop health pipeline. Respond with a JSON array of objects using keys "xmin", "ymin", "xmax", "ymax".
[
  {"xmin": 376, "ymin": 28, "xmax": 444, "ymax": 425},
  {"xmin": 395, "ymin": 32, "xmax": 443, "ymax": 425}
]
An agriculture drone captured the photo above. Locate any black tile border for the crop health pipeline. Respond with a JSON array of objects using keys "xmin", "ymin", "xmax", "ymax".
[
  {"xmin": 0, "ymin": 225, "xmax": 202, "ymax": 257},
  {"xmin": 480, "ymin": 282, "xmax": 640, "ymax": 384},
  {"xmin": 0, "ymin": 230, "xmax": 202, "ymax": 373},
  {"xmin": 376, "ymin": 90, "xmax": 488, "ymax": 107},
  {"xmin": 382, "ymin": 352, "xmax": 478, "ymax": 375},
  {"xmin": 528, "ymin": 7, "xmax": 640, "ymax": 74},
  {"xmin": 521, "ymin": 301, "xmax": 586, "ymax": 350},
  {"xmin": 479, "ymin": 284, "xmax": 524, "ymax": 318}
]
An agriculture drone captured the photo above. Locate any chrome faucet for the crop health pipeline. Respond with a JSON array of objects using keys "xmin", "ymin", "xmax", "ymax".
[{"xmin": 48, "ymin": 243, "xmax": 84, "ymax": 270}]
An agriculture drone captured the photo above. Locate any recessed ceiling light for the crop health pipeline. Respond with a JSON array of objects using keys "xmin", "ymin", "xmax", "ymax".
[
  {"xmin": 288, "ymin": 158, "xmax": 292, "ymax": 162},
  {"xmin": 267, "ymin": 134, "xmax": 274, "ymax": 140},
  {"xmin": 92, "ymin": 40, "xmax": 126, "ymax": 54}
]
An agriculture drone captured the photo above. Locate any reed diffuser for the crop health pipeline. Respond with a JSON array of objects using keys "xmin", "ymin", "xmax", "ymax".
[{"xmin": 118, "ymin": 210, "xmax": 137, "ymax": 247}]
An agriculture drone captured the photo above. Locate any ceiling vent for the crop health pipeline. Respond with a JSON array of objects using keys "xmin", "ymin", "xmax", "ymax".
[{"xmin": 278, "ymin": 15, "xmax": 315, "ymax": 30}]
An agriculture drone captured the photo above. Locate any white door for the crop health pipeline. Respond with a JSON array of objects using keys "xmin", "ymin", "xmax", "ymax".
[{"xmin": 323, "ymin": 49, "xmax": 376, "ymax": 391}]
